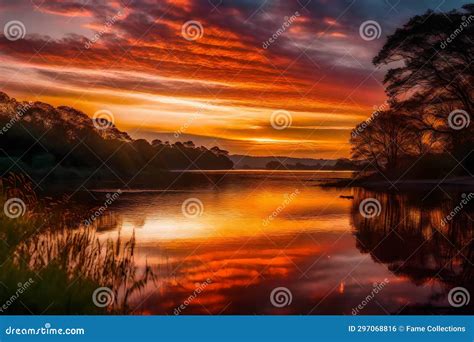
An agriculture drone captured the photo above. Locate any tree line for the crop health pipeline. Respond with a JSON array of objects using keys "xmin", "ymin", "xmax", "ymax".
[
  {"xmin": 0, "ymin": 92, "xmax": 233, "ymax": 184},
  {"xmin": 351, "ymin": 4, "xmax": 474, "ymax": 179}
]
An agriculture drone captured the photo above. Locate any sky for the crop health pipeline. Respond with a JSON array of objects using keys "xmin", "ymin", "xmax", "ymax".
[{"xmin": 0, "ymin": 0, "xmax": 470, "ymax": 158}]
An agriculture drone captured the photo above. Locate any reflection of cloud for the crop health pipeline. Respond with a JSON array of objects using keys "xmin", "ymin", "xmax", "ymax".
[
  {"xmin": 130, "ymin": 231, "xmax": 431, "ymax": 314},
  {"xmin": 92, "ymin": 183, "xmax": 464, "ymax": 314}
]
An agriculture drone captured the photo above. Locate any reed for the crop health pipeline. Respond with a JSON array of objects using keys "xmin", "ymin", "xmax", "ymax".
[{"xmin": 0, "ymin": 173, "xmax": 154, "ymax": 314}]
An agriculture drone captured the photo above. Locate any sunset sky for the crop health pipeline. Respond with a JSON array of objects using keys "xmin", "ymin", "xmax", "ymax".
[{"xmin": 0, "ymin": 0, "xmax": 470, "ymax": 158}]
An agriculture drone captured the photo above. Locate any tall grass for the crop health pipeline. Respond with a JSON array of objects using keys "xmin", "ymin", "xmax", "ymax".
[{"xmin": 0, "ymin": 173, "xmax": 154, "ymax": 314}]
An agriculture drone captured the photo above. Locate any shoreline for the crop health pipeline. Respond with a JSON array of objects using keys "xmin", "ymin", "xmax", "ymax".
[
  {"xmin": 320, "ymin": 176, "xmax": 474, "ymax": 189},
  {"xmin": 170, "ymin": 169, "xmax": 356, "ymax": 173}
]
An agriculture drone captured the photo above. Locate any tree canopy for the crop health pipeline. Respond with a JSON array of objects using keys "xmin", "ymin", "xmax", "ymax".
[
  {"xmin": 0, "ymin": 92, "xmax": 234, "ymax": 183},
  {"xmin": 351, "ymin": 4, "xmax": 474, "ymax": 177}
]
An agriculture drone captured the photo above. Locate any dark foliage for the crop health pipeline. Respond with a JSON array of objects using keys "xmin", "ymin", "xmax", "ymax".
[
  {"xmin": 351, "ymin": 4, "xmax": 474, "ymax": 178},
  {"xmin": 0, "ymin": 93, "xmax": 233, "ymax": 182}
]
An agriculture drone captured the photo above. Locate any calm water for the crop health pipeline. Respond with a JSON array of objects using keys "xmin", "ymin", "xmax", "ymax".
[{"xmin": 90, "ymin": 170, "xmax": 473, "ymax": 315}]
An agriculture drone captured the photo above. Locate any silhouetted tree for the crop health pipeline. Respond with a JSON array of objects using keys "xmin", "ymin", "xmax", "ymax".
[
  {"xmin": 0, "ymin": 93, "xmax": 234, "ymax": 182},
  {"xmin": 351, "ymin": 4, "xmax": 474, "ymax": 175},
  {"xmin": 265, "ymin": 161, "xmax": 285, "ymax": 170},
  {"xmin": 350, "ymin": 110, "xmax": 415, "ymax": 172},
  {"xmin": 151, "ymin": 139, "xmax": 162, "ymax": 146},
  {"xmin": 374, "ymin": 5, "xmax": 474, "ymax": 157}
]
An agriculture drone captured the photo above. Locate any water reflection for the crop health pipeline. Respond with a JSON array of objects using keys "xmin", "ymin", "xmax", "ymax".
[
  {"xmin": 89, "ymin": 171, "xmax": 473, "ymax": 315},
  {"xmin": 351, "ymin": 188, "xmax": 474, "ymax": 314},
  {"xmin": 0, "ymin": 173, "xmax": 153, "ymax": 314}
]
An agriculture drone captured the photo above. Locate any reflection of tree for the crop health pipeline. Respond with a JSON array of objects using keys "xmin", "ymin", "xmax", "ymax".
[{"xmin": 351, "ymin": 188, "xmax": 474, "ymax": 295}]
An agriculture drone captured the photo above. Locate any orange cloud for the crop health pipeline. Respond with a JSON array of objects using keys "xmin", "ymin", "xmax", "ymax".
[{"xmin": 0, "ymin": 0, "xmax": 388, "ymax": 158}]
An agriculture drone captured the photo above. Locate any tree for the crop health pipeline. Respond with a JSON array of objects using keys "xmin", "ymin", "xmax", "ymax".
[
  {"xmin": 0, "ymin": 92, "xmax": 235, "ymax": 181},
  {"xmin": 265, "ymin": 161, "xmax": 285, "ymax": 170},
  {"xmin": 350, "ymin": 110, "xmax": 415, "ymax": 173},
  {"xmin": 183, "ymin": 141, "xmax": 195, "ymax": 148},
  {"xmin": 374, "ymin": 5, "xmax": 473, "ymax": 113},
  {"xmin": 373, "ymin": 5, "xmax": 474, "ymax": 159},
  {"xmin": 151, "ymin": 139, "xmax": 162, "ymax": 147},
  {"xmin": 351, "ymin": 4, "xmax": 474, "ymax": 176}
]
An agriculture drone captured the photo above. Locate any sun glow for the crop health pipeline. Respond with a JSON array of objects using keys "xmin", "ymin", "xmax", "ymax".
[{"xmin": 0, "ymin": 0, "xmax": 389, "ymax": 159}]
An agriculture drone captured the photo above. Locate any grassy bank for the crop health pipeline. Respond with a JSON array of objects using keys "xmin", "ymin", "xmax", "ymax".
[{"xmin": 0, "ymin": 174, "xmax": 154, "ymax": 314}]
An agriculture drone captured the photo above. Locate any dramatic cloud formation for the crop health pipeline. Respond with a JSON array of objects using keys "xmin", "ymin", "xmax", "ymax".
[{"xmin": 0, "ymin": 0, "xmax": 470, "ymax": 157}]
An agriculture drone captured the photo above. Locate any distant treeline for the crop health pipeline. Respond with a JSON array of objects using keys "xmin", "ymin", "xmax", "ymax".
[
  {"xmin": 0, "ymin": 92, "xmax": 233, "ymax": 183},
  {"xmin": 351, "ymin": 4, "xmax": 474, "ymax": 179},
  {"xmin": 265, "ymin": 159, "xmax": 362, "ymax": 170}
]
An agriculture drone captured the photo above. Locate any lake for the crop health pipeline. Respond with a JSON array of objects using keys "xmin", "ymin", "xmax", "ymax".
[{"xmin": 87, "ymin": 170, "xmax": 473, "ymax": 315}]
